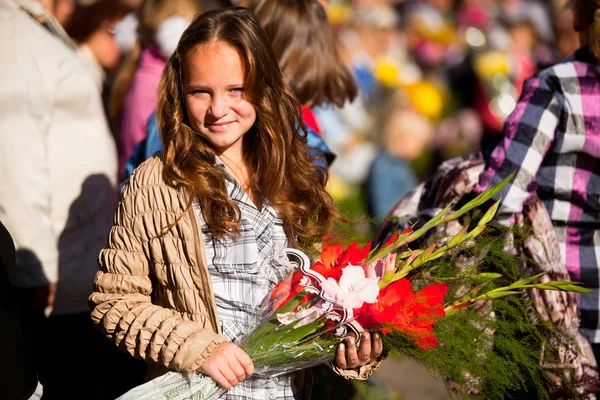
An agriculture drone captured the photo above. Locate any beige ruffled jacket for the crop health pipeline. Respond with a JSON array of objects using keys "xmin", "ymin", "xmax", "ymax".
[{"xmin": 90, "ymin": 156, "xmax": 380, "ymax": 386}]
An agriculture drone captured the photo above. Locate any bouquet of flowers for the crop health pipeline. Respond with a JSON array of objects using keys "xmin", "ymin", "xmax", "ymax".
[{"xmin": 118, "ymin": 175, "xmax": 592, "ymax": 400}]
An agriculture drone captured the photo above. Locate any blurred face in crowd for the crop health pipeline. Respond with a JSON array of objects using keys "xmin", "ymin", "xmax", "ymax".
[
  {"xmin": 556, "ymin": 11, "xmax": 580, "ymax": 57},
  {"xmin": 384, "ymin": 109, "xmax": 433, "ymax": 161},
  {"xmin": 183, "ymin": 41, "xmax": 257, "ymax": 160},
  {"xmin": 88, "ymin": 20, "xmax": 122, "ymax": 72},
  {"xmin": 508, "ymin": 22, "xmax": 538, "ymax": 53}
]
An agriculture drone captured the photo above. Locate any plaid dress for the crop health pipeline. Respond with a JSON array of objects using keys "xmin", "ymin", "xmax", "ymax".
[
  {"xmin": 193, "ymin": 160, "xmax": 299, "ymax": 400},
  {"xmin": 476, "ymin": 46, "xmax": 600, "ymax": 360}
]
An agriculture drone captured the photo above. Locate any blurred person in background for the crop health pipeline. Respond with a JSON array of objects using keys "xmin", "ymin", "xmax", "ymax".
[
  {"xmin": 0, "ymin": 0, "xmax": 122, "ymax": 398},
  {"xmin": 64, "ymin": 0, "xmax": 129, "ymax": 90},
  {"xmin": 313, "ymin": 4, "xmax": 400, "ymax": 189},
  {"xmin": 476, "ymin": 0, "xmax": 600, "ymax": 379},
  {"xmin": 554, "ymin": 0, "xmax": 581, "ymax": 58},
  {"xmin": 248, "ymin": 0, "xmax": 357, "ymax": 167},
  {"xmin": 0, "ymin": 220, "xmax": 39, "ymax": 399},
  {"xmin": 109, "ymin": 0, "xmax": 216, "ymax": 179},
  {"xmin": 366, "ymin": 102, "xmax": 433, "ymax": 221}
]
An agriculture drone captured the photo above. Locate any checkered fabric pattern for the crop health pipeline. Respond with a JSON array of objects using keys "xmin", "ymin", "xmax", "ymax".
[
  {"xmin": 476, "ymin": 46, "xmax": 600, "ymax": 349},
  {"xmin": 193, "ymin": 159, "xmax": 298, "ymax": 400}
]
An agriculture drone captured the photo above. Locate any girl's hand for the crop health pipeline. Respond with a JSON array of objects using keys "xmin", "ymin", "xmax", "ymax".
[
  {"xmin": 198, "ymin": 342, "xmax": 254, "ymax": 389},
  {"xmin": 335, "ymin": 332, "xmax": 383, "ymax": 369}
]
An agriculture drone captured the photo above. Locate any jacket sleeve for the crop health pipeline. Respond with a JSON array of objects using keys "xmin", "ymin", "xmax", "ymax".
[
  {"xmin": 0, "ymin": 14, "xmax": 58, "ymax": 287},
  {"xmin": 331, "ymin": 358, "xmax": 385, "ymax": 380},
  {"xmin": 476, "ymin": 74, "xmax": 561, "ymax": 223},
  {"xmin": 89, "ymin": 175, "xmax": 226, "ymax": 373}
]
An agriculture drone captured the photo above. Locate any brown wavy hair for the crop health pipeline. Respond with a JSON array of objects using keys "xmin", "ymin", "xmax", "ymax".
[
  {"xmin": 248, "ymin": 0, "xmax": 357, "ymax": 108},
  {"xmin": 157, "ymin": 7, "xmax": 338, "ymax": 249}
]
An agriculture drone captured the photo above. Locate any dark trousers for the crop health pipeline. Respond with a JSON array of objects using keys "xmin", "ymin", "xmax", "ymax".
[{"xmin": 27, "ymin": 312, "xmax": 146, "ymax": 400}]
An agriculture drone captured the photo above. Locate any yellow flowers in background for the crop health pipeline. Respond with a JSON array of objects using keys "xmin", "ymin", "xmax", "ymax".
[
  {"xmin": 375, "ymin": 58, "xmax": 402, "ymax": 88},
  {"xmin": 404, "ymin": 80, "xmax": 446, "ymax": 120},
  {"xmin": 374, "ymin": 58, "xmax": 446, "ymax": 120},
  {"xmin": 473, "ymin": 50, "xmax": 510, "ymax": 81},
  {"xmin": 325, "ymin": 3, "xmax": 353, "ymax": 25}
]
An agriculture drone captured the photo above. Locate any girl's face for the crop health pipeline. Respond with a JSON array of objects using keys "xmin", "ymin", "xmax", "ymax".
[{"xmin": 183, "ymin": 41, "xmax": 257, "ymax": 160}]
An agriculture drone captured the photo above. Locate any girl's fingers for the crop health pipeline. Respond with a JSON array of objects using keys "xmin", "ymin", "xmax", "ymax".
[
  {"xmin": 219, "ymin": 364, "xmax": 239, "ymax": 388},
  {"xmin": 345, "ymin": 336, "xmax": 359, "ymax": 368},
  {"xmin": 228, "ymin": 357, "xmax": 247, "ymax": 383},
  {"xmin": 235, "ymin": 349, "xmax": 255, "ymax": 377},
  {"xmin": 371, "ymin": 333, "xmax": 383, "ymax": 359},
  {"xmin": 210, "ymin": 367, "xmax": 232, "ymax": 390},
  {"xmin": 358, "ymin": 332, "xmax": 371, "ymax": 362},
  {"xmin": 336, "ymin": 342, "xmax": 347, "ymax": 369}
]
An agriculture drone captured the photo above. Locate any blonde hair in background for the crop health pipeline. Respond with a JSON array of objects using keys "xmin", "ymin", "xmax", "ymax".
[{"xmin": 108, "ymin": 0, "xmax": 214, "ymax": 121}]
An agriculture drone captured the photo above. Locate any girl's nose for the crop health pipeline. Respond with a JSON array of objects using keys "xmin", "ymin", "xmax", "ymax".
[{"xmin": 209, "ymin": 94, "xmax": 229, "ymax": 119}]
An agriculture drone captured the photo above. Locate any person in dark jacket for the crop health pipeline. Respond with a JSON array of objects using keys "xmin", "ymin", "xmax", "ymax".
[{"xmin": 0, "ymin": 220, "xmax": 38, "ymax": 399}]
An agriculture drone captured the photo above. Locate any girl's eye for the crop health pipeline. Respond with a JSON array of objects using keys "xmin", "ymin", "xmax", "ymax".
[{"xmin": 231, "ymin": 87, "xmax": 245, "ymax": 93}]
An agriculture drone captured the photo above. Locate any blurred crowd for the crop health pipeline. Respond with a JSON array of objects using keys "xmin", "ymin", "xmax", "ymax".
[
  {"xmin": 0, "ymin": 0, "xmax": 583, "ymax": 399},
  {"xmin": 308, "ymin": 0, "xmax": 581, "ymax": 224},
  {"xmin": 10, "ymin": 0, "xmax": 580, "ymax": 222}
]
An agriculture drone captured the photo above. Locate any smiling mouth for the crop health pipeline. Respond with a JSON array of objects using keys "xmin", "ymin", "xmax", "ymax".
[
  {"xmin": 208, "ymin": 121, "xmax": 234, "ymax": 127},
  {"xmin": 206, "ymin": 121, "xmax": 235, "ymax": 132}
]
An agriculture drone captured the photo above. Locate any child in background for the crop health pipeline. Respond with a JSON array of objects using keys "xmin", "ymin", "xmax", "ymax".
[
  {"xmin": 367, "ymin": 102, "xmax": 432, "ymax": 221},
  {"xmin": 248, "ymin": 0, "xmax": 357, "ymax": 166},
  {"xmin": 65, "ymin": 0, "xmax": 129, "ymax": 89},
  {"xmin": 109, "ymin": 0, "xmax": 216, "ymax": 179}
]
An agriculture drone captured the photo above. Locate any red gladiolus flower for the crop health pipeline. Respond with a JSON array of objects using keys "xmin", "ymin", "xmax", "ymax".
[
  {"xmin": 384, "ymin": 231, "xmax": 400, "ymax": 248},
  {"xmin": 383, "ymin": 226, "xmax": 412, "ymax": 249},
  {"xmin": 270, "ymin": 242, "xmax": 373, "ymax": 310},
  {"xmin": 311, "ymin": 242, "xmax": 371, "ymax": 281},
  {"xmin": 358, "ymin": 279, "xmax": 448, "ymax": 350},
  {"xmin": 271, "ymin": 269, "xmax": 304, "ymax": 310}
]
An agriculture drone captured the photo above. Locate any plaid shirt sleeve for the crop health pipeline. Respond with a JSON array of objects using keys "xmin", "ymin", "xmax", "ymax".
[{"xmin": 476, "ymin": 74, "xmax": 563, "ymax": 222}]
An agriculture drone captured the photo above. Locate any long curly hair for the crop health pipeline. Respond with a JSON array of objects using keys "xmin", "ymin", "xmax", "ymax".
[{"xmin": 157, "ymin": 7, "xmax": 338, "ymax": 250}]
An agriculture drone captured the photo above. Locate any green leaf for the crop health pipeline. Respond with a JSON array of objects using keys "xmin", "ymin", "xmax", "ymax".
[
  {"xmin": 531, "ymin": 281, "xmax": 594, "ymax": 294},
  {"xmin": 465, "ymin": 225, "xmax": 486, "ymax": 240},
  {"xmin": 440, "ymin": 171, "xmax": 515, "ymax": 224},
  {"xmin": 446, "ymin": 225, "xmax": 469, "ymax": 249},
  {"xmin": 484, "ymin": 290, "xmax": 522, "ymax": 299},
  {"xmin": 477, "ymin": 200, "xmax": 500, "ymax": 228},
  {"xmin": 476, "ymin": 273, "xmax": 504, "ymax": 280},
  {"xmin": 508, "ymin": 272, "xmax": 547, "ymax": 289}
]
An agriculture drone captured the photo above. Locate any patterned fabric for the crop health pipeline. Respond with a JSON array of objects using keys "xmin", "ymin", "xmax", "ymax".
[
  {"xmin": 375, "ymin": 153, "xmax": 599, "ymax": 398},
  {"xmin": 553, "ymin": 226, "xmax": 600, "ymax": 345},
  {"xmin": 475, "ymin": 46, "xmax": 600, "ymax": 355},
  {"xmin": 193, "ymin": 159, "xmax": 298, "ymax": 400}
]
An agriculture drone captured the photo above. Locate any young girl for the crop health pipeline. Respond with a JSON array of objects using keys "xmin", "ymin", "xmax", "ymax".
[{"xmin": 90, "ymin": 8, "xmax": 382, "ymax": 399}]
